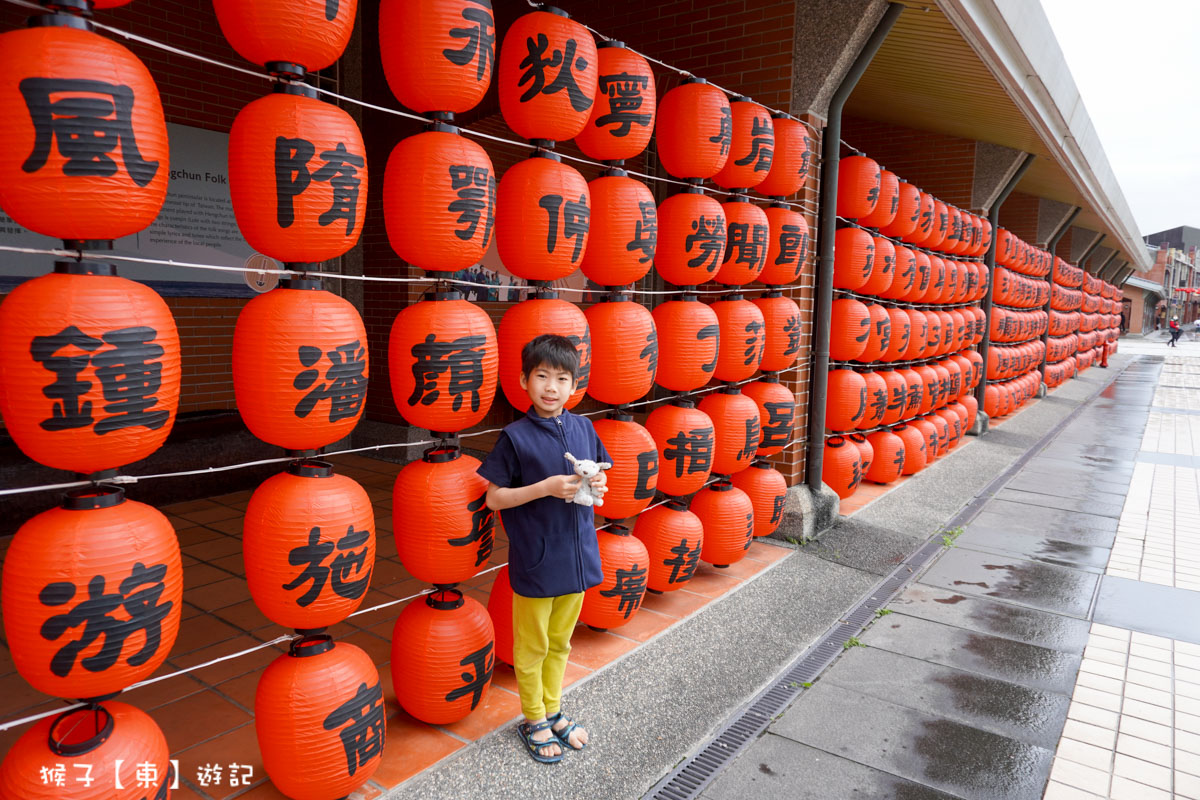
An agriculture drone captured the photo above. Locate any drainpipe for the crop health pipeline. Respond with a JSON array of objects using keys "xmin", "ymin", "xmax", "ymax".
[
  {"xmin": 1095, "ymin": 250, "xmax": 1119, "ymax": 281},
  {"xmin": 805, "ymin": 1, "xmax": 904, "ymax": 494},
  {"xmin": 971, "ymin": 152, "xmax": 1036, "ymax": 434},
  {"xmin": 1038, "ymin": 207, "xmax": 1079, "ymax": 383},
  {"xmin": 1078, "ymin": 234, "xmax": 1106, "ymax": 273}
]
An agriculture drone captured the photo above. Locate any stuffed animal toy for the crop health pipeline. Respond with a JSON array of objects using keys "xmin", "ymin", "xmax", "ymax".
[{"xmin": 563, "ymin": 452, "xmax": 611, "ymax": 507}]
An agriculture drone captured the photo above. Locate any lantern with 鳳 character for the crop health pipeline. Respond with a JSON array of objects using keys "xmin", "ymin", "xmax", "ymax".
[{"xmin": 580, "ymin": 524, "xmax": 649, "ymax": 631}]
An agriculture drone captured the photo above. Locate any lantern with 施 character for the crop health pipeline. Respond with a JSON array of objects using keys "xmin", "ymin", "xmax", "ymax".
[
  {"xmin": 575, "ymin": 41, "xmax": 655, "ymax": 162},
  {"xmin": 692, "ymin": 479, "xmax": 755, "ymax": 567},
  {"xmin": 495, "ymin": 152, "xmax": 590, "ymax": 281},
  {"xmin": 712, "ymin": 98, "xmax": 773, "ymax": 190},
  {"xmin": 698, "ymin": 387, "xmax": 760, "ymax": 476},
  {"xmin": 715, "ymin": 196, "xmax": 768, "ymax": 285},
  {"xmin": 652, "ymin": 295, "xmax": 719, "ymax": 391},
  {"xmin": 585, "ymin": 295, "xmax": 657, "ymax": 405},
  {"xmin": 594, "ymin": 413, "xmax": 658, "ymax": 520},
  {"xmin": 741, "ymin": 377, "xmax": 795, "ymax": 456},
  {"xmin": 760, "ymin": 203, "xmax": 808, "ymax": 286},
  {"xmin": 711, "ymin": 294, "xmax": 765, "ymax": 381},
  {"xmin": 655, "ymin": 79, "xmax": 731, "ymax": 179},
  {"xmin": 498, "ymin": 292, "xmax": 590, "ymax": 412},
  {"xmin": 731, "ymin": 460, "xmax": 787, "ymax": 538},
  {"xmin": 633, "ymin": 501, "xmax": 704, "ymax": 593},
  {"xmin": 655, "ymin": 188, "xmax": 726, "ymax": 286},
  {"xmin": 580, "ymin": 169, "xmax": 656, "ymax": 286},
  {"xmin": 580, "ymin": 524, "xmax": 649, "ymax": 631},
  {"xmin": 645, "ymin": 400, "xmax": 714, "ymax": 497}
]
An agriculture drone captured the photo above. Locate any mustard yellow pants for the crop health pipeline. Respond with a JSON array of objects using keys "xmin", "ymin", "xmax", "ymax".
[{"xmin": 512, "ymin": 591, "xmax": 583, "ymax": 721}]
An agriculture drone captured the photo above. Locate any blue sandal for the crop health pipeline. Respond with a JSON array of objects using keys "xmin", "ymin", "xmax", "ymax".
[
  {"xmin": 548, "ymin": 712, "xmax": 587, "ymax": 751},
  {"xmin": 517, "ymin": 719, "xmax": 564, "ymax": 764}
]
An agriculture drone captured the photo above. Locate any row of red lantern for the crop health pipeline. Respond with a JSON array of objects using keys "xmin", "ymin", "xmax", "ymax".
[
  {"xmin": 990, "ymin": 307, "xmax": 1048, "ymax": 343},
  {"xmin": 996, "ymin": 230, "xmax": 1053, "ymax": 278},
  {"xmin": 825, "ymin": 350, "xmax": 982, "ymax": 432},
  {"xmin": 1053, "ymin": 258, "xmax": 1085, "ymax": 289},
  {"xmin": 1082, "ymin": 271, "xmax": 1104, "ymax": 296},
  {"xmin": 1045, "ymin": 358, "xmax": 1076, "ymax": 388},
  {"xmin": 993, "ymin": 266, "xmax": 1050, "ymax": 309},
  {"xmin": 1046, "ymin": 335, "xmax": 1081, "ymax": 363},
  {"xmin": 830, "ymin": 298, "xmax": 985, "ymax": 363},
  {"xmin": 837, "ymin": 155, "xmax": 992, "ymax": 259},
  {"xmin": 1051, "ymin": 283, "xmax": 1084, "ymax": 312},
  {"xmin": 1078, "ymin": 313, "xmax": 1122, "ymax": 333},
  {"xmin": 833, "ymin": 227, "xmax": 989, "ymax": 303},
  {"xmin": 987, "ymin": 341, "xmax": 1045, "ymax": 381},
  {"xmin": 1082, "ymin": 293, "xmax": 1121, "ymax": 314},
  {"xmin": 983, "ymin": 371, "xmax": 1042, "ymax": 419}
]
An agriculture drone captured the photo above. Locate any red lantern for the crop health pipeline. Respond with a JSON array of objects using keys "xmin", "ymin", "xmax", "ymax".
[
  {"xmin": 393, "ymin": 445, "xmax": 493, "ymax": 585},
  {"xmin": 0, "ymin": 22, "xmax": 169, "ymax": 240},
  {"xmin": 861, "ymin": 235, "xmax": 896, "ymax": 297},
  {"xmin": 2, "ymin": 487, "xmax": 181, "ymax": 699},
  {"xmin": 646, "ymin": 400, "xmax": 714, "ymax": 497},
  {"xmin": 214, "ymin": 0, "xmax": 355, "ymax": 71},
  {"xmin": 633, "ymin": 501, "xmax": 704, "ymax": 592},
  {"xmin": 244, "ymin": 461, "xmax": 375, "ymax": 629},
  {"xmin": 848, "ymin": 432, "xmax": 873, "ymax": 477},
  {"xmin": 742, "ymin": 377, "xmax": 795, "ymax": 456},
  {"xmin": 486, "ymin": 565, "xmax": 515, "ymax": 666},
  {"xmin": 937, "ymin": 407, "xmax": 963, "ymax": 450},
  {"xmin": 652, "ymin": 295, "xmax": 720, "ymax": 391},
  {"xmin": 391, "ymin": 588, "xmax": 495, "ymax": 724},
  {"xmin": 693, "ymin": 479, "xmax": 755, "ymax": 567},
  {"xmin": 829, "ymin": 297, "xmax": 870, "ymax": 362},
  {"xmin": 833, "ymin": 226, "xmax": 874, "ymax": 291},
  {"xmin": 498, "ymin": 294, "xmax": 590, "ymax": 412},
  {"xmin": 881, "ymin": 180, "xmax": 920, "ymax": 240},
  {"xmin": 495, "ymin": 153, "xmax": 590, "ymax": 281},
  {"xmin": 580, "ymin": 524, "xmax": 649, "ymax": 630},
  {"xmin": 904, "ymin": 309, "xmax": 928, "ymax": 360},
  {"xmin": 927, "ymin": 200, "xmax": 949, "ymax": 251},
  {"xmin": 698, "ymin": 387, "xmax": 761, "ymax": 475},
  {"xmin": 711, "ymin": 295, "xmax": 765, "ymax": 381},
  {"xmin": 860, "ymin": 303, "xmax": 891, "ymax": 363},
  {"xmin": 586, "ymin": 296, "xmax": 657, "ymax": 405},
  {"xmin": 877, "ymin": 370, "xmax": 907, "ymax": 427},
  {"xmin": 753, "ymin": 291, "xmax": 802, "ymax": 372},
  {"xmin": 498, "ymin": 9, "xmax": 598, "ymax": 142},
  {"xmin": 760, "ymin": 203, "xmax": 809, "ymax": 285},
  {"xmin": 756, "ymin": 114, "xmax": 812, "ymax": 198},
  {"xmin": 257, "ymin": 636, "xmax": 383, "ymax": 799},
  {"xmin": 898, "ymin": 367, "xmax": 923, "ymax": 417},
  {"xmin": 716, "ymin": 197, "xmax": 769, "ymax": 285},
  {"xmin": 594, "ymin": 414, "xmax": 658, "ymax": 520},
  {"xmin": 859, "ymin": 370, "xmax": 887, "ymax": 429},
  {"xmin": 384, "ymin": 127, "xmax": 494, "ymax": 272},
  {"xmin": 859, "ymin": 169, "xmax": 899, "ymax": 230},
  {"xmin": 827, "ymin": 369, "xmax": 867, "ymax": 432},
  {"xmin": 580, "ymin": 170, "xmax": 656, "ymax": 285},
  {"xmin": 655, "ymin": 79, "xmax": 731, "ymax": 179},
  {"xmin": 864, "ymin": 429, "xmax": 904, "ymax": 483},
  {"xmin": 836, "ymin": 154, "xmax": 881, "ymax": 220},
  {"xmin": 655, "ymin": 189, "xmax": 726, "ymax": 286},
  {"xmin": 883, "ymin": 307, "xmax": 911, "ymax": 362},
  {"xmin": 575, "ymin": 42, "xmax": 655, "ymax": 161},
  {"xmin": 822, "ymin": 435, "xmax": 861, "ymax": 499},
  {"xmin": 379, "ymin": 0, "xmax": 495, "ymax": 115},
  {"xmin": 731, "ymin": 460, "xmax": 787, "ymax": 537},
  {"xmin": 893, "ymin": 423, "xmax": 927, "ymax": 475},
  {"xmin": 909, "ymin": 417, "xmax": 939, "ymax": 463},
  {"xmin": 712, "ymin": 99, "xmax": 773, "ymax": 190},
  {"xmin": 229, "ymin": 87, "xmax": 367, "ymax": 262},
  {"xmin": 906, "ymin": 250, "xmax": 931, "ymax": 302},
  {"xmin": 882, "ymin": 245, "xmax": 915, "ymax": 301},
  {"xmin": 233, "ymin": 280, "xmax": 367, "ymax": 451},
  {"xmin": 0, "ymin": 702, "xmax": 171, "ymax": 799},
  {"xmin": 905, "ymin": 191, "xmax": 935, "ymax": 246},
  {"xmin": 0, "ymin": 264, "xmax": 180, "ymax": 474}
]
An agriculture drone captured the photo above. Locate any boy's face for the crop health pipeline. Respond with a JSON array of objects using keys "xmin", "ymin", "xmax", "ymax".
[{"xmin": 520, "ymin": 362, "xmax": 577, "ymax": 418}]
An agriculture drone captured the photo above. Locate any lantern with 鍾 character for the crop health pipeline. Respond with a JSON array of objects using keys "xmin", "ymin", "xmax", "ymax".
[
  {"xmin": 634, "ymin": 500, "xmax": 704, "ymax": 593},
  {"xmin": 575, "ymin": 41, "xmax": 655, "ymax": 162},
  {"xmin": 214, "ymin": 0, "xmax": 357, "ymax": 75},
  {"xmin": 655, "ymin": 78, "xmax": 731, "ymax": 180},
  {"xmin": 498, "ymin": 292, "xmax": 590, "ymax": 412},
  {"xmin": 585, "ymin": 294, "xmax": 657, "ymax": 405},
  {"xmin": 731, "ymin": 460, "xmax": 787, "ymax": 538},
  {"xmin": 716, "ymin": 196, "xmax": 769, "ymax": 285},
  {"xmin": 580, "ymin": 169, "xmax": 656, "ymax": 286},
  {"xmin": 760, "ymin": 203, "xmax": 808, "ymax": 286},
  {"xmin": 692, "ymin": 479, "xmax": 755, "ymax": 568},
  {"xmin": 580, "ymin": 524, "xmax": 649, "ymax": 631},
  {"xmin": 755, "ymin": 113, "xmax": 811, "ymax": 199},
  {"xmin": 655, "ymin": 188, "xmax": 726, "ymax": 286},
  {"xmin": 652, "ymin": 295, "xmax": 720, "ymax": 391},
  {"xmin": 742, "ymin": 377, "xmax": 795, "ymax": 456},
  {"xmin": 2, "ymin": 486, "xmax": 181, "ymax": 700},
  {"xmin": 645, "ymin": 400, "xmax": 714, "ymax": 497},
  {"xmin": 243, "ymin": 460, "xmax": 375, "ymax": 630},
  {"xmin": 711, "ymin": 294, "xmax": 765, "ymax": 382},
  {"xmin": 256, "ymin": 635, "xmax": 384, "ymax": 800},
  {"xmin": 594, "ymin": 412, "xmax": 658, "ymax": 520},
  {"xmin": 712, "ymin": 98, "xmax": 773, "ymax": 191},
  {"xmin": 698, "ymin": 387, "xmax": 760, "ymax": 476},
  {"xmin": 0, "ymin": 261, "xmax": 180, "ymax": 475},
  {"xmin": 233, "ymin": 279, "xmax": 368, "ymax": 452},
  {"xmin": 495, "ymin": 152, "xmax": 591, "ymax": 281},
  {"xmin": 391, "ymin": 588, "xmax": 495, "ymax": 724}
]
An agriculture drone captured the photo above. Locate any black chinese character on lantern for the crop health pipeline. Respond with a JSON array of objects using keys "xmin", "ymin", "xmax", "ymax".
[
  {"xmin": 664, "ymin": 426, "xmax": 713, "ymax": 477},
  {"xmin": 20, "ymin": 78, "xmax": 159, "ymax": 187},
  {"xmin": 517, "ymin": 34, "xmax": 593, "ymax": 113},
  {"xmin": 448, "ymin": 493, "xmax": 495, "ymax": 568},
  {"xmin": 39, "ymin": 562, "xmax": 173, "ymax": 678},
  {"xmin": 599, "ymin": 565, "xmax": 647, "ymax": 618},
  {"xmin": 633, "ymin": 450, "xmax": 658, "ymax": 500},
  {"xmin": 854, "ymin": 316, "xmax": 870, "ymax": 344},
  {"xmin": 283, "ymin": 525, "xmax": 372, "ymax": 607},
  {"xmin": 640, "ymin": 328, "xmax": 658, "ymax": 375},
  {"xmin": 710, "ymin": 106, "xmax": 732, "ymax": 156},
  {"xmin": 293, "ymin": 341, "xmax": 367, "ymax": 422},
  {"xmin": 875, "ymin": 317, "xmax": 891, "ymax": 351},
  {"xmin": 849, "ymin": 459, "xmax": 862, "ymax": 490},
  {"xmin": 31, "ymin": 325, "xmax": 168, "ymax": 435},
  {"xmin": 799, "ymin": 135, "xmax": 814, "ymax": 179},
  {"xmin": 663, "ymin": 539, "xmax": 700, "ymax": 584},
  {"xmin": 783, "ymin": 314, "xmax": 801, "ymax": 356},
  {"xmin": 736, "ymin": 416, "xmax": 761, "ymax": 462},
  {"xmin": 892, "ymin": 446, "xmax": 906, "ymax": 473},
  {"xmin": 448, "ymin": 164, "xmax": 495, "ymax": 246},
  {"xmin": 743, "ymin": 319, "xmax": 765, "ymax": 366},
  {"xmin": 274, "ymin": 138, "xmax": 364, "ymax": 235},
  {"xmin": 733, "ymin": 116, "xmax": 773, "ymax": 173},
  {"xmin": 594, "ymin": 72, "xmax": 651, "ymax": 136},
  {"xmin": 697, "ymin": 324, "xmax": 719, "ymax": 373},
  {"xmin": 539, "ymin": 193, "xmax": 589, "ymax": 262},
  {"xmin": 724, "ymin": 222, "xmax": 768, "ymax": 270},
  {"xmin": 443, "ymin": 0, "xmax": 495, "ymax": 82},
  {"xmin": 760, "ymin": 401, "xmax": 793, "ymax": 449},
  {"xmin": 325, "ymin": 0, "xmax": 339, "ymax": 20},
  {"xmin": 445, "ymin": 641, "xmax": 494, "ymax": 709},
  {"xmin": 869, "ymin": 388, "xmax": 887, "ymax": 421},
  {"xmin": 323, "ymin": 681, "xmax": 385, "ymax": 777},
  {"xmin": 770, "ymin": 493, "xmax": 785, "ymax": 525},
  {"xmin": 564, "ymin": 329, "xmax": 591, "ymax": 391},
  {"xmin": 887, "ymin": 386, "xmax": 905, "ymax": 414},
  {"xmin": 852, "ymin": 386, "xmax": 867, "ymax": 422},
  {"xmin": 686, "ymin": 215, "xmax": 726, "ymax": 273},
  {"xmin": 626, "ymin": 201, "xmax": 657, "ymax": 264},
  {"xmin": 775, "ymin": 224, "xmax": 807, "ymax": 267},
  {"xmin": 408, "ymin": 333, "xmax": 487, "ymax": 413},
  {"xmin": 861, "ymin": 243, "xmax": 875, "ymax": 279}
]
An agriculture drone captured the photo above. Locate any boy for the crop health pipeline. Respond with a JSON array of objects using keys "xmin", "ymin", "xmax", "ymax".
[{"xmin": 478, "ymin": 334, "xmax": 611, "ymax": 764}]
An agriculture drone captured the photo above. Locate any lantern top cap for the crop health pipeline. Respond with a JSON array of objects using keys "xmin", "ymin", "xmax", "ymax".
[
  {"xmin": 665, "ymin": 498, "xmax": 688, "ymax": 511},
  {"xmin": 280, "ymin": 278, "xmax": 323, "ymax": 291},
  {"xmin": 607, "ymin": 409, "xmax": 634, "ymax": 422},
  {"xmin": 670, "ymin": 397, "xmax": 696, "ymax": 408},
  {"xmin": 53, "ymin": 259, "xmax": 116, "ymax": 277},
  {"xmin": 273, "ymin": 81, "xmax": 318, "ymax": 99},
  {"xmin": 708, "ymin": 478, "xmax": 733, "ymax": 491},
  {"xmin": 426, "ymin": 588, "xmax": 465, "ymax": 610},
  {"xmin": 597, "ymin": 39, "xmax": 625, "ymax": 49},
  {"xmin": 28, "ymin": 11, "xmax": 92, "ymax": 31},
  {"xmin": 422, "ymin": 445, "xmax": 462, "ymax": 464},
  {"xmin": 286, "ymin": 459, "xmax": 333, "ymax": 478},
  {"xmin": 61, "ymin": 486, "xmax": 125, "ymax": 511},
  {"xmin": 538, "ymin": 5, "xmax": 571, "ymax": 18},
  {"xmin": 287, "ymin": 634, "xmax": 335, "ymax": 658},
  {"xmin": 48, "ymin": 706, "xmax": 114, "ymax": 758},
  {"xmin": 606, "ymin": 523, "xmax": 631, "ymax": 536}
]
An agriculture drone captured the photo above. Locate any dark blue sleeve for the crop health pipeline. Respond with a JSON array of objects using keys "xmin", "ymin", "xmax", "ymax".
[{"xmin": 477, "ymin": 431, "xmax": 520, "ymax": 488}]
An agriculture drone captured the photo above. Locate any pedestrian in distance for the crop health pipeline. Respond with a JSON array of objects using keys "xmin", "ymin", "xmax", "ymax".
[
  {"xmin": 477, "ymin": 334, "xmax": 610, "ymax": 764},
  {"xmin": 1169, "ymin": 317, "xmax": 1182, "ymax": 347}
]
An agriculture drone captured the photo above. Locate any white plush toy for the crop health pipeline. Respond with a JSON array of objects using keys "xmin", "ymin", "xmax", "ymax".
[{"xmin": 563, "ymin": 452, "xmax": 612, "ymax": 507}]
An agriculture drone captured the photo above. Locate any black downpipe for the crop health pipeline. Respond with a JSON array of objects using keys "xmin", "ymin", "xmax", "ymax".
[
  {"xmin": 1078, "ymin": 234, "xmax": 1107, "ymax": 274},
  {"xmin": 805, "ymin": 1, "xmax": 904, "ymax": 493},
  {"xmin": 1038, "ymin": 206, "xmax": 1079, "ymax": 381},
  {"xmin": 972, "ymin": 153, "xmax": 1036, "ymax": 424},
  {"xmin": 1096, "ymin": 249, "xmax": 1120, "ymax": 281}
]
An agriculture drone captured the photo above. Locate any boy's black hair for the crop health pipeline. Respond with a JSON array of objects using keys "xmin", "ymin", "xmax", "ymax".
[{"xmin": 520, "ymin": 334, "xmax": 580, "ymax": 379}]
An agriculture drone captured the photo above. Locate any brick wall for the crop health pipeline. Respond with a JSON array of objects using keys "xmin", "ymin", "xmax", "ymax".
[
  {"xmin": 998, "ymin": 191, "xmax": 1040, "ymax": 245},
  {"xmin": 841, "ymin": 116, "xmax": 976, "ymax": 208}
]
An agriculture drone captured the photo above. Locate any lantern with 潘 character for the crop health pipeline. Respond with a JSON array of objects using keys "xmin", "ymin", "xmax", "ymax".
[
  {"xmin": 715, "ymin": 196, "xmax": 768, "ymax": 285},
  {"xmin": 594, "ymin": 413, "xmax": 658, "ymax": 521},
  {"xmin": 393, "ymin": 445, "xmax": 493, "ymax": 585},
  {"xmin": 229, "ymin": 85, "xmax": 368, "ymax": 263},
  {"xmin": 392, "ymin": 588, "xmax": 495, "ymax": 724},
  {"xmin": 655, "ymin": 79, "xmax": 731, "ymax": 179},
  {"xmin": 2, "ymin": 487, "xmax": 181, "ymax": 699},
  {"xmin": 498, "ymin": 293, "xmax": 590, "ymax": 412},
  {"xmin": 711, "ymin": 294, "xmax": 765, "ymax": 382},
  {"xmin": 652, "ymin": 295, "xmax": 719, "ymax": 391},
  {"xmin": 712, "ymin": 98, "xmax": 773, "ymax": 191},
  {"xmin": 0, "ymin": 262, "xmax": 180, "ymax": 475},
  {"xmin": 731, "ymin": 460, "xmax": 787, "ymax": 538},
  {"xmin": 755, "ymin": 113, "xmax": 811, "ymax": 198},
  {"xmin": 256, "ymin": 636, "xmax": 384, "ymax": 800},
  {"xmin": 698, "ymin": 387, "xmax": 760, "ymax": 476},
  {"xmin": 495, "ymin": 152, "xmax": 590, "ymax": 280},
  {"xmin": 383, "ymin": 126, "xmax": 495, "ymax": 273},
  {"xmin": 0, "ymin": 18, "xmax": 169, "ymax": 240},
  {"xmin": 692, "ymin": 479, "xmax": 754, "ymax": 567},
  {"xmin": 575, "ymin": 41, "xmax": 655, "ymax": 162},
  {"xmin": 585, "ymin": 295, "xmax": 657, "ymax": 405},
  {"xmin": 822, "ymin": 435, "xmax": 861, "ymax": 499},
  {"xmin": 580, "ymin": 170, "xmax": 656, "ymax": 286},
  {"xmin": 645, "ymin": 400, "xmax": 714, "ymax": 497},
  {"xmin": 233, "ymin": 280, "xmax": 368, "ymax": 451},
  {"xmin": 752, "ymin": 291, "xmax": 802, "ymax": 372},
  {"xmin": 742, "ymin": 377, "xmax": 795, "ymax": 456},
  {"xmin": 633, "ymin": 500, "xmax": 704, "ymax": 593},
  {"xmin": 389, "ymin": 293, "xmax": 497, "ymax": 432},
  {"xmin": 485, "ymin": 565, "xmax": 514, "ymax": 665},
  {"xmin": 655, "ymin": 188, "xmax": 726, "ymax": 286},
  {"xmin": 214, "ymin": 0, "xmax": 357, "ymax": 73},
  {"xmin": 379, "ymin": 0, "xmax": 495, "ymax": 116},
  {"xmin": 498, "ymin": 8, "xmax": 598, "ymax": 143},
  {"xmin": 243, "ymin": 460, "xmax": 375, "ymax": 630},
  {"xmin": 760, "ymin": 203, "xmax": 808, "ymax": 286},
  {"xmin": 580, "ymin": 524, "xmax": 649, "ymax": 631}
]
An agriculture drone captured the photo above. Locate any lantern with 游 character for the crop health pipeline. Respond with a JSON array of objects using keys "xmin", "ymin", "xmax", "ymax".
[
  {"xmin": 243, "ymin": 460, "xmax": 375, "ymax": 630},
  {"xmin": 712, "ymin": 98, "xmax": 773, "ymax": 191},
  {"xmin": 715, "ymin": 196, "xmax": 768, "ymax": 285},
  {"xmin": 645, "ymin": 400, "xmax": 714, "ymax": 497},
  {"xmin": 495, "ymin": 151, "xmax": 591, "ymax": 281},
  {"xmin": 256, "ymin": 635, "xmax": 384, "ymax": 800},
  {"xmin": 698, "ymin": 386, "xmax": 760, "ymax": 476},
  {"xmin": 692, "ymin": 479, "xmax": 755, "ymax": 568},
  {"xmin": 711, "ymin": 294, "xmax": 765, "ymax": 382},
  {"xmin": 585, "ymin": 294, "xmax": 657, "ymax": 406},
  {"xmin": 575, "ymin": 41, "xmax": 655, "ymax": 163},
  {"xmin": 742, "ymin": 376, "xmax": 795, "ymax": 456},
  {"xmin": 594, "ymin": 412, "xmax": 658, "ymax": 521},
  {"xmin": 655, "ymin": 187, "xmax": 727, "ymax": 286},
  {"xmin": 580, "ymin": 169, "xmax": 656, "ymax": 286},
  {"xmin": 498, "ymin": 291, "xmax": 590, "ymax": 412},
  {"xmin": 633, "ymin": 500, "xmax": 705, "ymax": 593},
  {"xmin": 652, "ymin": 294, "xmax": 720, "ymax": 391},
  {"xmin": 580, "ymin": 524, "xmax": 649, "ymax": 631},
  {"xmin": 731, "ymin": 459, "xmax": 787, "ymax": 538},
  {"xmin": 655, "ymin": 78, "xmax": 731, "ymax": 180}
]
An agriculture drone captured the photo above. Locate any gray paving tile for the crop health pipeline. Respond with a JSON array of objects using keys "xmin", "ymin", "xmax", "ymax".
[
  {"xmin": 967, "ymin": 498, "xmax": 1119, "ymax": 539},
  {"xmin": 1136, "ymin": 450, "xmax": 1200, "ymax": 469},
  {"xmin": 1025, "ymin": 455, "xmax": 1135, "ymax": 482},
  {"xmin": 993, "ymin": 487, "xmax": 1125, "ymax": 519},
  {"xmin": 1094, "ymin": 575, "xmax": 1200, "ymax": 647},
  {"xmin": 800, "ymin": 516, "xmax": 920, "ymax": 576},
  {"xmin": 957, "ymin": 527, "xmax": 1113, "ymax": 573},
  {"xmin": 1002, "ymin": 468, "xmax": 1131, "ymax": 500}
]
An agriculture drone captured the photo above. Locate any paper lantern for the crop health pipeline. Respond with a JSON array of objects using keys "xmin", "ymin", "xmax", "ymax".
[
  {"xmin": 836, "ymin": 154, "xmax": 880, "ymax": 220},
  {"xmin": 832, "ymin": 226, "xmax": 875, "ymax": 291},
  {"xmin": 848, "ymin": 432, "xmax": 873, "ymax": 477},
  {"xmin": 905, "ymin": 190, "xmax": 935, "ymax": 246},
  {"xmin": 752, "ymin": 291, "xmax": 802, "ymax": 372},
  {"xmin": 498, "ymin": 294, "xmax": 590, "ymax": 412},
  {"xmin": 594, "ymin": 414, "xmax": 658, "ymax": 520},
  {"xmin": 655, "ymin": 79, "xmax": 731, "ymax": 179},
  {"xmin": 860, "ymin": 235, "xmax": 896, "ymax": 297},
  {"xmin": 580, "ymin": 524, "xmax": 649, "ymax": 630},
  {"xmin": 2, "ymin": 487, "xmax": 181, "ymax": 699},
  {"xmin": 858, "ymin": 370, "xmax": 888, "ymax": 430},
  {"xmin": 379, "ymin": 0, "xmax": 495, "ymax": 115},
  {"xmin": 898, "ymin": 367, "xmax": 923, "ymax": 417},
  {"xmin": 575, "ymin": 42, "xmax": 655, "ymax": 162},
  {"xmin": 257, "ymin": 636, "xmax": 384, "ymax": 799},
  {"xmin": 742, "ymin": 377, "xmax": 795, "ymax": 456},
  {"xmin": 826, "ymin": 368, "xmax": 866, "ymax": 432},
  {"xmin": 711, "ymin": 295, "xmax": 765, "ymax": 381},
  {"xmin": 883, "ymin": 245, "xmax": 917, "ymax": 301},
  {"xmin": 585, "ymin": 296, "xmax": 656, "ymax": 405},
  {"xmin": 755, "ymin": 114, "xmax": 811, "ymax": 198},
  {"xmin": 906, "ymin": 250, "xmax": 931, "ymax": 302},
  {"xmin": 859, "ymin": 303, "xmax": 891, "ymax": 363},
  {"xmin": 383, "ymin": 126, "xmax": 495, "ymax": 272},
  {"xmin": 858, "ymin": 169, "xmax": 899, "ymax": 230},
  {"xmin": 233, "ymin": 280, "xmax": 368, "ymax": 451},
  {"xmin": 579, "ymin": 170, "xmax": 656, "ymax": 286},
  {"xmin": 712, "ymin": 98, "xmax": 773, "ymax": 190},
  {"xmin": 715, "ymin": 197, "xmax": 769, "ymax": 285},
  {"xmin": 633, "ymin": 501, "xmax": 704, "ymax": 592},
  {"xmin": 882, "ymin": 307, "xmax": 910, "ymax": 362},
  {"xmin": 908, "ymin": 417, "xmax": 939, "ymax": 463},
  {"xmin": 243, "ymin": 461, "xmax": 375, "ymax": 630},
  {"xmin": 0, "ymin": 22, "xmax": 169, "ymax": 240},
  {"xmin": 391, "ymin": 588, "xmax": 495, "ymax": 724},
  {"xmin": 495, "ymin": 153, "xmax": 590, "ymax": 281},
  {"xmin": 876, "ymin": 369, "xmax": 907, "ymax": 427},
  {"xmin": 498, "ymin": 9, "xmax": 598, "ymax": 142},
  {"xmin": 655, "ymin": 189, "xmax": 726, "ymax": 286},
  {"xmin": 937, "ymin": 407, "xmax": 963, "ymax": 450},
  {"xmin": 214, "ymin": 0, "xmax": 356, "ymax": 72},
  {"xmin": 485, "ymin": 565, "xmax": 514, "ymax": 665},
  {"xmin": 927, "ymin": 200, "xmax": 949, "ymax": 251},
  {"xmin": 698, "ymin": 388, "xmax": 760, "ymax": 476},
  {"xmin": 829, "ymin": 297, "xmax": 870, "ymax": 362},
  {"xmin": 731, "ymin": 460, "xmax": 787, "ymax": 537},
  {"xmin": 651, "ymin": 296, "xmax": 720, "ymax": 391},
  {"xmin": 864, "ymin": 429, "xmax": 904, "ymax": 484},
  {"xmin": 881, "ymin": 180, "xmax": 920, "ymax": 240},
  {"xmin": 760, "ymin": 203, "xmax": 809, "ymax": 286},
  {"xmin": 893, "ymin": 423, "xmax": 927, "ymax": 475},
  {"xmin": 692, "ymin": 479, "xmax": 755, "ymax": 567},
  {"xmin": 904, "ymin": 309, "xmax": 927, "ymax": 361},
  {"xmin": 645, "ymin": 400, "xmax": 715, "ymax": 497},
  {"xmin": 822, "ymin": 435, "xmax": 861, "ymax": 499},
  {"xmin": 0, "ymin": 263, "xmax": 180, "ymax": 474}
]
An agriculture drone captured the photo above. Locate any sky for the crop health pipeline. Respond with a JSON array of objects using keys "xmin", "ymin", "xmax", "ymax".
[{"xmin": 1039, "ymin": 0, "xmax": 1200, "ymax": 238}]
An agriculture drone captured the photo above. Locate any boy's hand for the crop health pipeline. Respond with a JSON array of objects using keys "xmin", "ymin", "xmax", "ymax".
[
  {"xmin": 543, "ymin": 474, "xmax": 582, "ymax": 500},
  {"xmin": 589, "ymin": 471, "xmax": 608, "ymax": 496}
]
